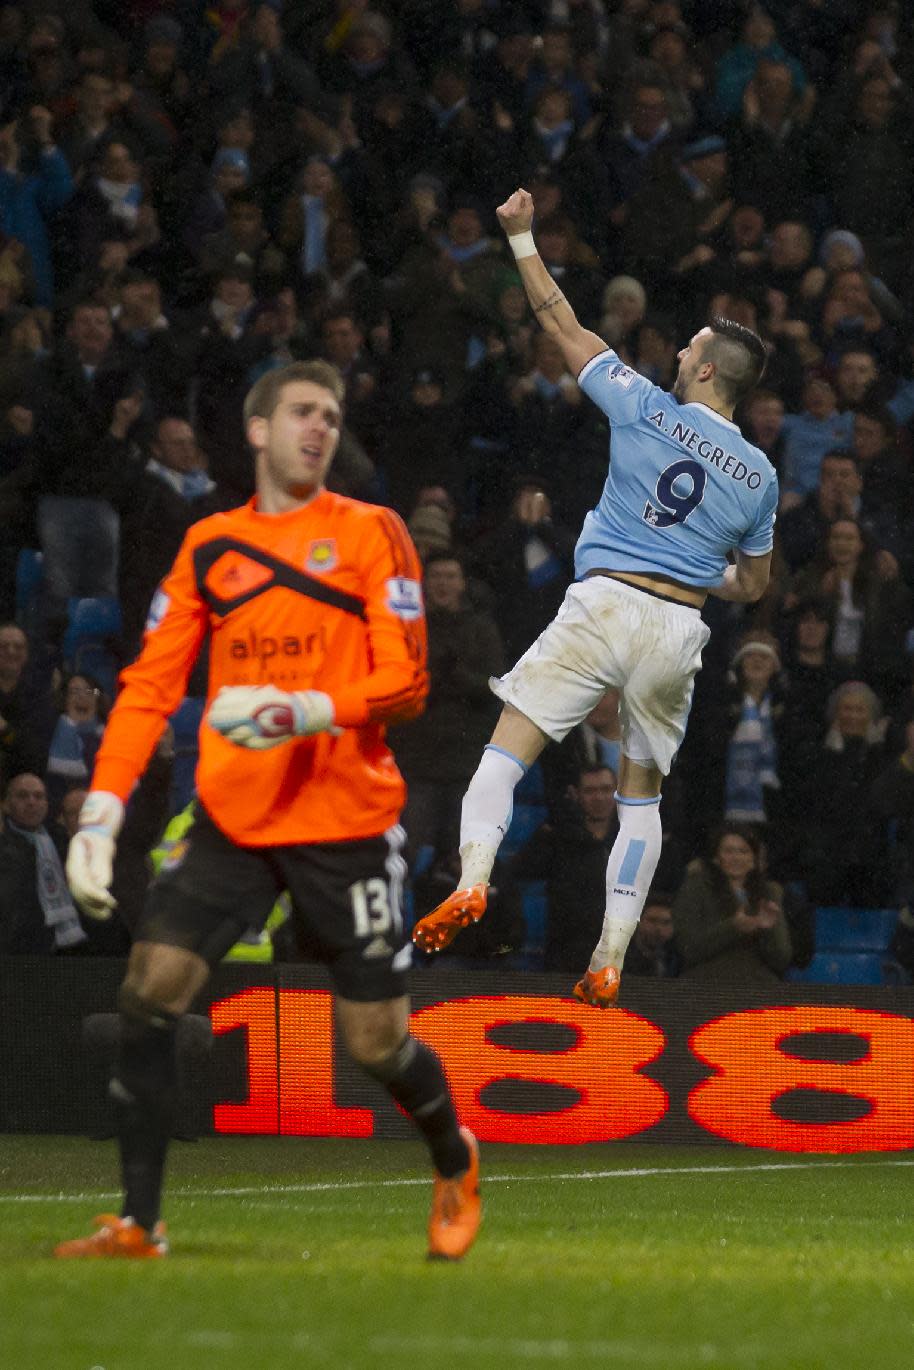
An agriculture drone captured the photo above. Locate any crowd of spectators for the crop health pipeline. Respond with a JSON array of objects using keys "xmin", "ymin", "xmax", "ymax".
[{"xmin": 1, "ymin": 0, "xmax": 913, "ymax": 979}]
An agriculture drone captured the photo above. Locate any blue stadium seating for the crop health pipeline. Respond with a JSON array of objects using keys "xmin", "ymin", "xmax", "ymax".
[
  {"xmin": 63, "ymin": 596, "xmax": 123, "ymax": 697},
  {"xmin": 517, "ymin": 879, "xmax": 547, "ymax": 970},
  {"xmin": 515, "ymin": 760, "xmax": 546, "ymax": 804},
  {"xmin": 63, "ymin": 596, "xmax": 122, "ymax": 657},
  {"xmin": 815, "ymin": 906, "xmax": 899, "ymax": 952},
  {"xmin": 14, "ymin": 549, "xmax": 43, "ymax": 632},
  {"xmin": 789, "ymin": 953, "xmax": 891, "ymax": 986},
  {"xmin": 500, "ymin": 801, "xmax": 547, "ymax": 859}
]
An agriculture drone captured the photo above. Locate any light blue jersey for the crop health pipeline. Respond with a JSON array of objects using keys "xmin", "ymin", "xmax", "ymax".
[{"xmin": 575, "ymin": 350, "xmax": 778, "ymax": 587}]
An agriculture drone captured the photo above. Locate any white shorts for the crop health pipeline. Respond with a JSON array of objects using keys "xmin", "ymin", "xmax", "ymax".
[{"xmin": 490, "ymin": 576, "xmax": 710, "ymax": 775}]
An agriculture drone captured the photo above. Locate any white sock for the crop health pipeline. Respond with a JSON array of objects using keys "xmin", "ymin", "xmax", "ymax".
[
  {"xmin": 458, "ymin": 745, "xmax": 526, "ymax": 888},
  {"xmin": 590, "ymin": 795, "xmax": 662, "ymax": 971}
]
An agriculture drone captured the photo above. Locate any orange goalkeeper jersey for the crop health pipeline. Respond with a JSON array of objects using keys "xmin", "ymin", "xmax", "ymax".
[{"xmin": 92, "ymin": 492, "xmax": 428, "ymax": 845}]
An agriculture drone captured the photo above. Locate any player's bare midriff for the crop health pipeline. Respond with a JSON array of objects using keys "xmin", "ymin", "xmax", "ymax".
[{"xmin": 584, "ymin": 568, "xmax": 707, "ymax": 609}]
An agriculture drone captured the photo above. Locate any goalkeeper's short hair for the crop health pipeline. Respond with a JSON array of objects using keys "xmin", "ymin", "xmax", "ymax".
[{"xmin": 244, "ymin": 361, "xmax": 345, "ymax": 423}]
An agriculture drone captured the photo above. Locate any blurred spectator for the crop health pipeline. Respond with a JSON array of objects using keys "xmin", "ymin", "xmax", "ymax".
[
  {"xmin": 63, "ymin": 141, "xmax": 159, "ymax": 285},
  {"xmin": 632, "ymin": 313, "xmax": 678, "ymax": 388},
  {"xmin": 534, "ymin": 215, "xmax": 603, "ymax": 332},
  {"xmin": 714, "ymin": 8, "xmax": 809, "ymax": 121},
  {"xmin": 470, "ymin": 477, "xmax": 576, "ymax": 664},
  {"xmin": 389, "ymin": 550, "xmax": 503, "ymax": 866},
  {"xmin": 279, "ymin": 156, "xmax": 351, "ymax": 283},
  {"xmin": 743, "ymin": 387, "xmax": 785, "ymax": 472},
  {"xmin": 0, "ymin": 621, "xmax": 55, "ymax": 786},
  {"xmin": 0, "ymin": 103, "xmax": 72, "ymax": 305},
  {"xmin": 849, "ymin": 405, "xmax": 914, "ymax": 571},
  {"xmin": 674, "ymin": 823, "xmax": 793, "ymax": 985},
  {"xmin": 511, "ymin": 762, "xmax": 620, "ymax": 973},
  {"xmin": 118, "ymin": 415, "xmax": 234, "ymax": 657},
  {"xmin": 622, "ymin": 891, "xmax": 681, "ymax": 977},
  {"xmin": 599, "ymin": 274, "xmax": 647, "ymax": 351},
  {"xmin": 722, "ymin": 630, "xmax": 783, "ymax": 833},
  {"xmin": 788, "ymin": 517, "xmax": 910, "ymax": 703},
  {"xmin": 524, "ymin": 22, "xmax": 591, "ymax": 126},
  {"xmin": 199, "ymin": 189, "xmax": 286, "ymax": 295},
  {"xmin": 46, "ymin": 672, "xmax": 105, "ymax": 813},
  {"xmin": 22, "ymin": 297, "xmax": 144, "ymax": 641},
  {"xmin": 0, "ymin": 770, "xmax": 86, "ymax": 953},
  {"xmin": 597, "ymin": 79, "xmax": 676, "ymax": 232},
  {"xmin": 298, "ymin": 217, "xmax": 380, "ymax": 331},
  {"xmin": 778, "ymin": 449, "xmax": 860, "ymax": 573},
  {"xmin": 871, "ymin": 717, "xmax": 914, "ymax": 913},
  {"xmin": 541, "ymin": 688, "xmax": 621, "ymax": 821},
  {"xmin": 805, "ymin": 681, "xmax": 891, "ymax": 906},
  {"xmin": 318, "ymin": 305, "xmax": 384, "ymax": 449},
  {"xmin": 623, "ymin": 133, "xmax": 731, "ymax": 303},
  {"xmin": 727, "ymin": 57, "xmax": 813, "ymax": 222},
  {"xmin": 190, "ymin": 263, "xmax": 272, "ymax": 497},
  {"xmin": 182, "ymin": 146, "xmax": 250, "ymax": 258},
  {"xmin": 407, "ymin": 502, "xmax": 452, "ymax": 563},
  {"xmin": 379, "ymin": 366, "xmax": 463, "ymax": 516},
  {"xmin": 779, "ymin": 377, "xmax": 853, "ymax": 505},
  {"xmin": 646, "ymin": 24, "xmax": 706, "ymax": 132},
  {"xmin": 57, "ymin": 784, "xmax": 87, "ymax": 840}
]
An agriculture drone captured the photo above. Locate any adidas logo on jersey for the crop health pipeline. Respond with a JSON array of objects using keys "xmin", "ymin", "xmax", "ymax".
[{"xmin": 362, "ymin": 935, "xmax": 394, "ymax": 959}]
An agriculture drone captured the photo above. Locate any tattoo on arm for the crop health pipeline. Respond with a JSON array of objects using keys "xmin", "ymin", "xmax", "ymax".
[{"xmin": 534, "ymin": 289, "xmax": 566, "ymax": 314}]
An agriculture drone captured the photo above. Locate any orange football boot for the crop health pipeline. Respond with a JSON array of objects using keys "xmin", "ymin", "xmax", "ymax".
[
  {"xmin": 428, "ymin": 1127, "xmax": 481, "ymax": 1261},
  {"xmin": 412, "ymin": 884, "xmax": 488, "ymax": 953},
  {"xmin": 54, "ymin": 1214, "xmax": 168, "ymax": 1259},
  {"xmin": 573, "ymin": 965, "xmax": 621, "ymax": 1008}
]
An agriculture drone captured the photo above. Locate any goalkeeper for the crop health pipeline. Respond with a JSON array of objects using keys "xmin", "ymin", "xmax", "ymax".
[{"xmin": 55, "ymin": 360, "xmax": 481, "ymax": 1263}]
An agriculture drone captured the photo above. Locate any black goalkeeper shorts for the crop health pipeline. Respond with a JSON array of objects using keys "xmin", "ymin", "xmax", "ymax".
[{"xmin": 137, "ymin": 807, "xmax": 411, "ymax": 1002}]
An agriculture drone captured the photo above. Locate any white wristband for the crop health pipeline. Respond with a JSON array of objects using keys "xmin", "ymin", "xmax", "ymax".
[{"xmin": 508, "ymin": 230, "xmax": 537, "ymax": 260}]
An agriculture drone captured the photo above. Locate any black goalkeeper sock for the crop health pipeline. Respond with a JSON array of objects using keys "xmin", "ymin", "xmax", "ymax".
[
  {"xmin": 365, "ymin": 1037, "xmax": 470, "ymax": 1178},
  {"xmin": 112, "ymin": 990, "xmax": 178, "ymax": 1232}
]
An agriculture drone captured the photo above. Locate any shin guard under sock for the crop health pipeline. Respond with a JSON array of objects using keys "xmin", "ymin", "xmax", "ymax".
[
  {"xmin": 590, "ymin": 794, "xmax": 663, "ymax": 972},
  {"xmin": 458, "ymin": 744, "xmax": 526, "ymax": 888},
  {"xmin": 364, "ymin": 1036, "xmax": 469, "ymax": 1177},
  {"xmin": 112, "ymin": 989, "xmax": 178, "ymax": 1232}
]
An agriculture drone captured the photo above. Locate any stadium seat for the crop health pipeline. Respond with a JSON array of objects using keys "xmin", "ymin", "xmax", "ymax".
[
  {"xmin": 62, "ymin": 596, "xmax": 123, "ymax": 697},
  {"xmin": 501, "ymin": 801, "xmax": 547, "ymax": 858},
  {"xmin": 63, "ymin": 596, "xmax": 122, "ymax": 658},
  {"xmin": 515, "ymin": 760, "xmax": 546, "ymax": 804},
  {"xmin": 788, "ymin": 952, "xmax": 890, "ymax": 986},
  {"xmin": 517, "ymin": 879, "xmax": 547, "ymax": 970},
  {"xmin": 815, "ymin": 906, "xmax": 899, "ymax": 952},
  {"xmin": 14, "ymin": 549, "xmax": 43, "ymax": 631}
]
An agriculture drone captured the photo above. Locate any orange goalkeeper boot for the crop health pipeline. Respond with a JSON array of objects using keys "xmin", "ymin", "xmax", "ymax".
[
  {"xmin": 573, "ymin": 965, "xmax": 621, "ymax": 1009},
  {"xmin": 54, "ymin": 1213, "xmax": 168, "ymax": 1258},
  {"xmin": 428, "ymin": 1127, "xmax": 481, "ymax": 1261},
  {"xmin": 412, "ymin": 884, "xmax": 488, "ymax": 953}
]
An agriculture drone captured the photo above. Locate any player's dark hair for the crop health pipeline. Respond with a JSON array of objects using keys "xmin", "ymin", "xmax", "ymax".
[
  {"xmin": 705, "ymin": 316, "xmax": 767, "ymax": 403},
  {"xmin": 243, "ymin": 361, "xmax": 345, "ymax": 422}
]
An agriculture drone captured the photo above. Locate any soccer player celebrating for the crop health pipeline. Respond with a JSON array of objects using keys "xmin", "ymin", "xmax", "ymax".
[
  {"xmin": 56, "ymin": 361, "xmax": 480, "ymax": 1261},
  {"xmin": 413, "ymin": 189, "xmax": 776, "ymax": 1008}
]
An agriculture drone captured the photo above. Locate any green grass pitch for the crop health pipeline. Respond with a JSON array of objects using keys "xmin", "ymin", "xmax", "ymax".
[{"xmin": 2, "ymin": 1135, "xmax": 914, "ymax": 1370}]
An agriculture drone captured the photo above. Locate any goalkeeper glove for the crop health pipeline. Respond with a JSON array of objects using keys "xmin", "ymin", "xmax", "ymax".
[
  {"xmin": 206, "ymin": 685, "xmax": 336, "ymax": 749},
  {"xmin": 65, "ymin": 791, "xmax": 125, "ymax": 921}
]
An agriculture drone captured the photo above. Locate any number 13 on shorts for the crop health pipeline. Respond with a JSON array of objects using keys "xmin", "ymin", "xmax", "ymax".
[{"xmin": 349, "ymin": 877, "xmax": 402, "ymax": 939}]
